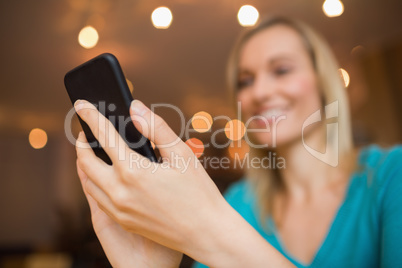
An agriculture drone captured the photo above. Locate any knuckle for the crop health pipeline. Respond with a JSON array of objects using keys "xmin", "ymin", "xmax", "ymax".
[
  {"xmin": 111, "ymin": 204, "xmax": 139, "ymax": 233},
  {"xmin": 113, "ymin": 210, "xmax": 126, "ymax": 223},
  {"xmin": 110, "ymin": 187, "xmax": 130, "ymax": 210},
  {"xmin": 117, "ymin": 165, "xmax": 135, "ymax": 182},
  {"xmin": 118, "ymin": 215, "xmax": 136, "ymax": 232}
]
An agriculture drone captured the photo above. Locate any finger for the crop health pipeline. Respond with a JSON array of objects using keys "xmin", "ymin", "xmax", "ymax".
[
  {"xmin": 84, "ymin": 173, "xmax": 117, "ymax": 220},
  {"xmin": 129, "ymin": 100, "xmax": 192, "ymax": 161},
  {"xmin": 77, "ymin": 158, "xmax": 89, "ymax": 194},
  {"xmin": 76, "ymin": 160, "xmax": 98, "ymax": 212},
  {"xmin": 75, "ymin": 100, "xmax": 130, "ymax": 165},
  {"xmin": 76, "ymin": 157, "xmax": 118, "ymax": 219},
  {"xmin": 76, "ymin": 131, "xmax": 116, "ymax": 193}
]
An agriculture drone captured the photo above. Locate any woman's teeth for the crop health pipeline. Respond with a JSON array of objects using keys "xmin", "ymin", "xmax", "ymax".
[{"xmin": 260, "ymin": 108, "xmax": 286, "ymax": 118}]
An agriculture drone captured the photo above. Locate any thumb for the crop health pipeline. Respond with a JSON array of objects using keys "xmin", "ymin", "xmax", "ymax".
[{"xmin": 129, "ymin": 100, "xmax": 192, "ymax": 161}]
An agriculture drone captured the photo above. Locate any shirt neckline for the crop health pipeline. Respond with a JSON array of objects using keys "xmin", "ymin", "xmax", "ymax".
[{"xmin": 267, "ymin": 161, "xmax": 361, "ymax": 267}]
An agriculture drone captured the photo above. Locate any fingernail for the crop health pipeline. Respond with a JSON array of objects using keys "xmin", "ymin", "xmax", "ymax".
[
  {"xmin": 74, "ymin": 100, "xmax": 85, "ymax": 112},
  {"xmin": 131, "ymin": 100, "xmax": 148, "ymax": 116}
]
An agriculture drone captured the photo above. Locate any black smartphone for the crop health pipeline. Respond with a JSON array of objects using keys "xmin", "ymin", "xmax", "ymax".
[{"xmin": 64, "ymin": 53, "xmax": 157, "ymax": 165}]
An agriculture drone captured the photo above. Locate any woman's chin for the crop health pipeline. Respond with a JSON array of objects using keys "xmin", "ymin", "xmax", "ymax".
[{"xmin": 246, "ymin": 131, "xmax": 301, "ymax": 151}]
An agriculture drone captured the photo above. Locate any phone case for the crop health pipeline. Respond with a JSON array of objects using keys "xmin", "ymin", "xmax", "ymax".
[{"xmin": 64, "ymin": 53, "xmax": 157, "ymax": 164}]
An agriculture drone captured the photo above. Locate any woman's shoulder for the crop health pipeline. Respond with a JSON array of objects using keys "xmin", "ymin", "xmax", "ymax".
[
  {"xmin": 358, "ymin": 144, "xmax": 402, "ymax": 166},
  {"xmin": 357, "ymin": 144, "xmax": 402, "ymax": 180},
  {"xmin": 354, "ymin": 144, "xmax": 402, "ymax": 204}
]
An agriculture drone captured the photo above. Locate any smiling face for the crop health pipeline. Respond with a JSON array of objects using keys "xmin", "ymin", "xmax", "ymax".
[{"xmin": 237, "ymin": 24, "xmax": 323, "ymax": 149}]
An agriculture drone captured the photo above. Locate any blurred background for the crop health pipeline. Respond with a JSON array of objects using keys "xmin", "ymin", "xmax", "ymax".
[{"xmin": 0, "ymin": 0, "xmax": 401, "ymax": 267}]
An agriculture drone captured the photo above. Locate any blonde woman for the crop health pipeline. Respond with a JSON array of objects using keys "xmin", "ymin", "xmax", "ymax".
[{"xmin": 74, "ymin": 16, "xmax": 402, "ymax": 267}]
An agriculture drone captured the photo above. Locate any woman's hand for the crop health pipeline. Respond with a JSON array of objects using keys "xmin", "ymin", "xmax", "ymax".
[
  {"xmin": 74, "ymin": 99, "xmax": 228, "ymax": 260},
  {"xmin": 75, "ymin": 99, "xmax": 293, "ymax": 268},
  {"xmin": 77, "ymin": 161, "xmax": 182, "ymax": 267}
]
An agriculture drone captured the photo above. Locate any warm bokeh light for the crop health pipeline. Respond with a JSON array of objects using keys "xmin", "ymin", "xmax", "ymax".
[
  {"xmin": 228, "ymin": 139, "xmax": 250, "ymax": 160},
  {"xmin": 29, "ymin": 128, "xmax": 48, "ymax": 149},
  {"xmin": 237, "ymin": 5, "xmax": 259, "ymax": 27},
  {"xmin": 78, "ymin": 26, "xmax": 99, "ymax": 49},
  {"xmin": 225, "ymin": 119, "xmax": 246, "ymax": 141},
  {"xmin": 126, "ymin": 78, "xmax": 134, "ymax": 93},
  {"xmin": 185, "ymin": 138, "xmax": 204, "ymax": 158},
  {"xmin": 339, "ymin": 68, "xmax": 350, "ymax": 88},
  {"xmin": 191, "ymin": 111, "xmax": 213, "ymax": 133},
  {"xmin": 151, "ymin": 7, "xmax": 173, "ymax": 29},
  {"xmin": 322, "ymin": 0, "xmax": 344, "ymax": 17}
]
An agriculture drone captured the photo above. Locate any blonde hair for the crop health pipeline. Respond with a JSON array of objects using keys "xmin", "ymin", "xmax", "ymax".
[{"xmin": 227, "ymin": 16, "xmax": 354, "ymax": 228}]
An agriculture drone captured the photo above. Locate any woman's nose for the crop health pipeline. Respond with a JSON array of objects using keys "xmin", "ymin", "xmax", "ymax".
[{"xmin": 251, "ymin": 75, "xmax": 272, "ymax": 102}]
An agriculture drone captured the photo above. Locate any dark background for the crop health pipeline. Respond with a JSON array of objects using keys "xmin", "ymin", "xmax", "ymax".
[{"xmin": 0, "ymin": 0, "xmax": 401, "ymax": 267}]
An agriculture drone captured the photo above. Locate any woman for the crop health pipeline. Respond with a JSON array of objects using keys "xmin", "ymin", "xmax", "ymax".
[{"xmin": 74, "ymin": 16, "xmax": 402, "ymax": 267}]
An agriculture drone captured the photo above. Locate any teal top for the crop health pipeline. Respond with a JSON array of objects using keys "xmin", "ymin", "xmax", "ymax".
[{"xmin": 193, "ymin": 145, "xmax": 402, "ymax": 268}]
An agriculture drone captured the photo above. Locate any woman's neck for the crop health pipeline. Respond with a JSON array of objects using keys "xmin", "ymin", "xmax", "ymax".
[{"xmin": 275, "ymin": 124, "xmax": 346, "ymax": 201}]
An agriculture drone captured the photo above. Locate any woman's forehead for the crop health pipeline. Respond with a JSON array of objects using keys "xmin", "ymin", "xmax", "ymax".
[{"xmin": 238, "ymin": 25, "xmax": 310, "ymax": 68}]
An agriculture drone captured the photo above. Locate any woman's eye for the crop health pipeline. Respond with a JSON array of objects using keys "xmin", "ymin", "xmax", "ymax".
[
  {"xmin": 237, "ymin": 77, "xmax": 254, "ymax": 89},
  {"xmin": 274, "ymin": 67, "xmax": 291, "ymax": 76}
]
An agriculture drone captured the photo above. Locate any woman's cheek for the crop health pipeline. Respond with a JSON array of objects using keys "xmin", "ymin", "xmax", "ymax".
[
  {"xmin": 286, "ymin": 74, "xmax": 321, "ymax": 116},
  {"xmin": 283, "ymin": 73, "xmax": 316, "ymax": 97},
  {"xmin": 272, "ymin": 77, "xmax": 321, "ymax": 142}
]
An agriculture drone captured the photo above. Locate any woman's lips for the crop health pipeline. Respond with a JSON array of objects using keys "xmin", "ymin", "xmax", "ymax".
[{"xmin": 249, "ymin": 107, "xmax": 289, "ymax": 128}]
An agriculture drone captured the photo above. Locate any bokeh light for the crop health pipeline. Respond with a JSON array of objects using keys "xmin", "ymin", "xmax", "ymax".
[
  {"xmin": 237, "ymin": 5, "xmax": 259, "ymax": 27},
  {"xmin": 339, "ymin": 68, "xmax": 350, "ymax": 88},
  {"xmin": 225, "ymin": 119, "xmax": 246, "ymax": 141},
  {"xmin": 191, "ymin": 111, "xmax": 213, "ymax": 133},
  {"xmin": 151, "ymin": 7, "xmax": 173, "ymax": 29},
  {"xmin": 322, "ymin": 0, "xmax": 344, "ymax": 17},
  {"xmin": 185, "ymin": 138, "xmax": 204, "ymax": 158},
  {"xmin": 78, "ymin": 26, "xmax": 99, "ymax": 49},
  {"xmin": 29, "ymin": 128, "xmax": 48, "ymax": 149},
  {"xmin": 228, "ymin": 139, "xmax": 250, "ymax": 160}
]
